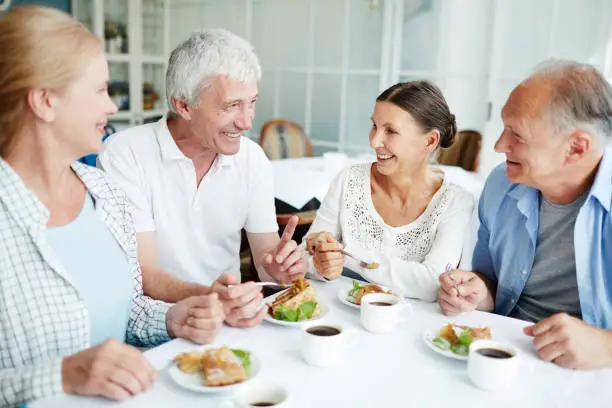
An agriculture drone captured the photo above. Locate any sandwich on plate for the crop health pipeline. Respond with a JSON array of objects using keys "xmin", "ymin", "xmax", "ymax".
[
  {"xmin": 347, "ymin": 280, "xmax": 391, "ymax": 305},
  {"xmin": 267, "ymin": 277, "xmax": 320, "ymax": 322},
  {"xmin": 432, "ymin": 323, "xmax": 492, "ymax": 356},
  {"xmin": 173, "ymin": 347, "xmax": 251, "ymax": 387}
]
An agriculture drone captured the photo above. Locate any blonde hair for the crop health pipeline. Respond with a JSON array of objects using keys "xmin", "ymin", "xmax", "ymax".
[{"xmin": 0, "ymin": 5, "xmax": 101, "ymax": 156}]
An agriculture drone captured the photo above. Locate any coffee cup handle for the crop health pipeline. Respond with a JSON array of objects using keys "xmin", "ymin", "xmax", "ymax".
[{"xmin": 400, "ymin": 303, "xmax": 413, "ymax": 322}]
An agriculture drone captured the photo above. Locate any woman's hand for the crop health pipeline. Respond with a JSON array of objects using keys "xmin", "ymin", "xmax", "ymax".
[
  {"xmin": 62, "ymin": 339, "xmax": 157, "ymax": 401},
  {"xmin": 305, "ymin": 231, "xmax": 345, "ymax": 280}
]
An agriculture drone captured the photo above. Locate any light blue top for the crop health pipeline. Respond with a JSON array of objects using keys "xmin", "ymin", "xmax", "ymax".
[
  {"xmin": 472, "ymin": 146, "xmax": 612, "ymax": 328},
  {"xmin": 46, "ymin": 192, "xmax": 133, "ymax": 345}
]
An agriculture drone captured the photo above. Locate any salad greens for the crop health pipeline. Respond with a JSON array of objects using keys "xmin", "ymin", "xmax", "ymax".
[
  {"xmin": 347, "ymin": 280, "xmax": 365, "ymax": 302},
  {"xmin": 431, "ymin": 336, "xmax": 451, "ymax": 351},
  {"xmin": 273, "ymin": 301, "xmax": 318, "ymax": 322},
  {"xmin": 230, "ymin": 349, "xmax": 252, "ymax": 376},
  {"xmin": 432, "ymin": 328, "xmax": 473, "ymax": 356}
]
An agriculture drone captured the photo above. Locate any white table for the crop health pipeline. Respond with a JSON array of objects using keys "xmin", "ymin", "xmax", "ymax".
[
  {"xmin": 32, "ymin": 278, "xmax": 612, "ymax": 408},
  {"xmin": 272, "ymin": 157, "xmax": 485, "ymax": 210}
]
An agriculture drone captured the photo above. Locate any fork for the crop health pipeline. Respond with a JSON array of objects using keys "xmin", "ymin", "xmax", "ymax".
[
  {"xmin": 445, "ymin": 263, "xmax": 461, "ymax": 295},
  {"xmin": 341, "ymin": 249, "xmax": 379, "ymax": 270}
]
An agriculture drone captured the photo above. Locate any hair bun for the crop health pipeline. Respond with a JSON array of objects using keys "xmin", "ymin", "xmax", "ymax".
[{"xmin": 440, "ymin": 113, "xmax": 457, "ymax": 149}]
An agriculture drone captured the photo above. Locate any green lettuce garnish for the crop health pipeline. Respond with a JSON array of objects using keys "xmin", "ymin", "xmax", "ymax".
[
  {"xmin": 432, "ymin": 328, "xmax": 473, "ymax": 356},
  {"xmin": 458, "ymin": 328, "xmax": 473, "ymax": 347},
  {"xmin": 432, "ymin": 336, "xmax": 451, "ymax": 351},
  {"xmin": 347, "ymin": 280, "xmax": 364, "ymax": 301},
  {"xmin": 231, "ymin": 349, "xmax": 251, "ymax": 376},
  {"xmin": 273, "ymin": 302, "xmax": 318, "ymax": 322},
  {"xmin": 451, "ymin": 343, "xmax": 469, "ymax": 356},
  {"xmin": 299, "ymin": 301, "xmax": 317, "ymax": 319}
]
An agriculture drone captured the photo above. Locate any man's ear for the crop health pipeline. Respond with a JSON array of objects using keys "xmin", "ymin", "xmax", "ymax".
[
  {"xmin": 566, "ymin": 130, "xmax": 591, "ymax": 164},
  {"xmin": 171, "ymin": 97, "xmax": 193, "ymax": 120},
  {"xmin": 26, "ymin": 88, "xmax": 56, "ymax": 122},
  {"xmin": 425, "ymin": 129, "xmax": 441, "ymax": 153}
]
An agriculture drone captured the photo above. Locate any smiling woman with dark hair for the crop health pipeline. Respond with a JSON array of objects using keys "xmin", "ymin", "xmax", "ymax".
[{"xmin": 304, "ymin": 80, "xmax": 475, "ymax": 301}]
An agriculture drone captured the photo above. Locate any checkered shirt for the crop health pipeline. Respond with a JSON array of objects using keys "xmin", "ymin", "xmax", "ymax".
[{"xmin": 0, "ymin": 159, "xmax": 172, "ymax": 407}]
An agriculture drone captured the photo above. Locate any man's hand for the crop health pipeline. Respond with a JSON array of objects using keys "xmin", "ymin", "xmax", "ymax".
[
  {"xmin": 166, "ymin": 293, "xmax": 225, "ymax": 344},
  {"xmin": 212, "ymin": 273, "xmax": 266, "ymax": 328},
  {"xmin": 305, "ymin": 231, "xmax": 344, "ymax": 280},
  {"xmin": 524, "ymin": 313, "xmax": 612, "ymax": 370},
  {"xmin": 62, "ymin": 339, "xmax": 157, "ymax": 401},
  {"xmin": 262, "ymin": 215, "xmax": 308, "ymax": 282},
  {"xmin": 438, "ymin": 269, "xmax": 491, "ymax": 315}
]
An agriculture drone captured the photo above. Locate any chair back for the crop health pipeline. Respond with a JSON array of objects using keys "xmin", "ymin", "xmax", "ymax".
[
  {"xmin": 437, "ymin": 129, "xmax": 482, "ymax": 172},
  {"xmin": 259, "ymin": 119, "xmax": 313, "ymax": 160}
]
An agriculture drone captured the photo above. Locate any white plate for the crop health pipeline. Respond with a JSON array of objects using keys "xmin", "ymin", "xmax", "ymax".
[
  {"xmin": 422, "ymin": 327, "xmax": 468, "ymax": 361},
  {"xmin": 263, "ymin": 289, "xmax": 329, "ymax": 326},
  {"xmin": 336, "ymin": 283, "xmax": 395, "ymax": 309},
  {"xmin": 337, "ymin": 287, "xmax": 361, "ymax": 309},
  {"xmin": 167, "ymin": 345, "xmax": 261, "ymax": 393}
]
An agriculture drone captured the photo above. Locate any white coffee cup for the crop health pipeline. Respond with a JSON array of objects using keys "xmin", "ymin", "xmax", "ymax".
[
  {"xmin": 322, "ymin": 152, "xmax": 348, "ymax": 175},
  {"xmin": 360, "ymin": 293, "xmax": 412, "ymax": 334},
  {"xmin": 468, "ymin": 340, "xmax": 520, "ymax": 391},
  {"xmin": 300, "ymin": 322, "xmax": 355, "ymax": 367},
  {"xmin": 218, "ymin": 382, "xmax": 291, "ymax": 408}
]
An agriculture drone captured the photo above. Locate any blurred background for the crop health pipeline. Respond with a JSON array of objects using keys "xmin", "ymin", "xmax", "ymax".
[{"xmin": 4, "ymin": 0, "xmax": 612, "ymax": 177}]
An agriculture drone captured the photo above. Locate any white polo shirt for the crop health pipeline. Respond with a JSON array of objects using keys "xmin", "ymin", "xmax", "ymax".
[{"xmin": 98, "ymin": 118, "xmax": 278, "ymax": 285}]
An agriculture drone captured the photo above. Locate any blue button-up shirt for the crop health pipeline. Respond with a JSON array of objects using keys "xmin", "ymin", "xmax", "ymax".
[{"xmin": 473, "ymin": 146, "xmax": 612, "ymax": 328}]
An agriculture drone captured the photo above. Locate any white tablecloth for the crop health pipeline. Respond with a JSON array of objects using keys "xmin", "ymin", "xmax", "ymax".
[
  {"xmin": 32, "ymin": 278, "xmax": 612, "ymax": 408},
  {"xmin": 272, "ymin": 157, "xmax": 485, "ymax": 210}
]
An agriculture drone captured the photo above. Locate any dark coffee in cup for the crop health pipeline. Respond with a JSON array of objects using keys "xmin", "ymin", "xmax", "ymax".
[
  {"xmin": 370, "ymin": 301, "xmax": 393, "ymax": 306},
  {"xmin": 306, "ymin": 325, "xmax": 341, "ymax": 336},
  {"xmin": 476, "ymin": 348, "xmax": 513, "ymax": 359},
  {"xmin": 250, "ymin": 403, "xmax": 276, "ymax": 407}
]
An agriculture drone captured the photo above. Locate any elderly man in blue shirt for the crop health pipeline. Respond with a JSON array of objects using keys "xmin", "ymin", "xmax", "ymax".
[{"xmin": 438, "ymin": 59, "xmax": 612, "ymax": 370}]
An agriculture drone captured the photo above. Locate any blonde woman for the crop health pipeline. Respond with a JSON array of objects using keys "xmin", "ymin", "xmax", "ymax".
[
  {"xmin": 305, "ymin": 81, "xmax": 475, "ymax": 301},
  {"xmin": 0, "ymin": 6, "xmax": 225, "ymax": 406}
]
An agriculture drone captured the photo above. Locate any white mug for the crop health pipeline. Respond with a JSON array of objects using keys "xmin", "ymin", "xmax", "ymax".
[
  {"xmin": 300, "ymin": 322, "xmax": 355, "ymax": 367},
  {"xmin": 467, "ymin": 340, "xmax": 520, "ymax": 391},
  {"xmin": 360, "ymin": 293, "xmax": 412, "ymax": 334},
  {"xmin": 218, "ymin": 382, "xmax": 291, "ymax": 408}
]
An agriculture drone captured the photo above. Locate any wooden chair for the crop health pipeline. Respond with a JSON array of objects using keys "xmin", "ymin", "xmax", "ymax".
[
  {"xmin": 276, "ymin": 210, "xmax": 317, "ymax": 226},
  {"xmin": 437, "ymin": 129, "xmax": 482, "ymax": 172},
  {"xmin": 259, "ymin": 119, "xmax": 313, "ymax": 160}
]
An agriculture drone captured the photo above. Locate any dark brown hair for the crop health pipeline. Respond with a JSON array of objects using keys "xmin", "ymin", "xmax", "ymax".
[
  {"xmin": 437, "ymin": 129, "xmax": 482, "ymax": 172},
  {"xmin": 376, "ymin": 80, "xmax": 457, "ymax": 148}
]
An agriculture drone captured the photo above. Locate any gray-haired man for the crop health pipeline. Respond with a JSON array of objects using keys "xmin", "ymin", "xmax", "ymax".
[
  {"xmin": 438, "ymin": 60, "xmax": 612, "ymax": 370},
  {"xmin": 99, "ymin": 29, "xmax": 308, "ymax": 328}
]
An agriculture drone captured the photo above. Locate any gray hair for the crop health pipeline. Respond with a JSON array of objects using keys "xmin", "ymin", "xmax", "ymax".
[
  {"xmin": 528, "ymin": 59, "xmax": 612, "ymax": 145},
  {"xmin": 165, "ymin": 28, "xmax": 262, "ymax": 118}
]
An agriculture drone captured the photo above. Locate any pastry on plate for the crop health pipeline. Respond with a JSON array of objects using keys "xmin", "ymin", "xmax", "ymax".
[
  {"xmin": 200, "ymin": 347, "xmax": 247, "ymax": 387},
  {"xmin": 172, "ymin": 347, "xmax": 251, "ymax": 387},
  {"xmin": 267, "ymin": 277, "xmax": 320, "ymax": 322},
  {"xmin": 347, "ymin": 280, "xmax": 391, "ymax": 305}
]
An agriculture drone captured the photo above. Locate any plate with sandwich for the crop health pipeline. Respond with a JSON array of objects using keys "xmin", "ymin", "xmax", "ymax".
[
  {"xmin": 264, "ymin": 277, "xmax": 329, "ymax": 326},
  {"xmin": 423, "ymin": 323, "xmax": 492, "ymax": 361},
  {"xmin": 168, "ymin": 345, "xmax": 260, "ymax": 393},
  {"xmin": 337, "ymin": 280, "xmax": 393, "ymax": 309}
]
